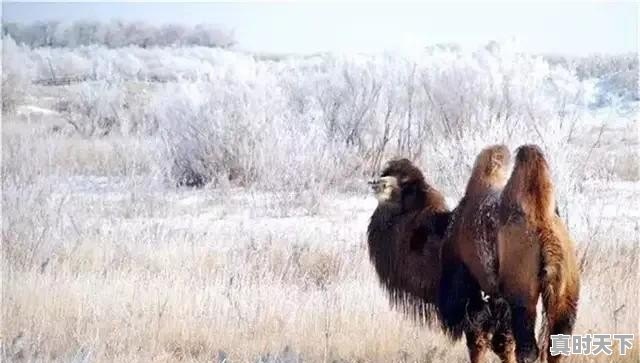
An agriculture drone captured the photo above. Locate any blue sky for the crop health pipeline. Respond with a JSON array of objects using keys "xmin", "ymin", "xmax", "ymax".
[{"xmin": 2, "ymin": 2, "xmax": 637, "ymax": 55}]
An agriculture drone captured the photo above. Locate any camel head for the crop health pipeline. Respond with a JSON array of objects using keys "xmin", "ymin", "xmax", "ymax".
[{"xmin": 369, "ymin": 158, "xmax": 428, "ymax": 210}]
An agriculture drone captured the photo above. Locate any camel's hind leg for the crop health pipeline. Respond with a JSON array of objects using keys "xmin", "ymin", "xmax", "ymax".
[
  {"xmin": 510, "ymin": 300, "xmax": 539, "ymax": 363},
  {"xmin": 542, "ymin": 269, "xmax": 579, "ymax": 363},
  {"xmin": 539, "ymin": 222, "xmax": 580, "ymax": 363},
  {"xmin": 539, "ymin": 290, "xmax": 578, "ymax": 363},
  {"xmin": 544, "ymin": 315, "xmax": 576, "ymax": 363}
]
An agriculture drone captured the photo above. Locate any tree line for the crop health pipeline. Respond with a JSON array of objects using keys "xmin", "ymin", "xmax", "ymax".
[{"xmin": 2, "ymin": 20, "xmax": 236, "ymax": 49}]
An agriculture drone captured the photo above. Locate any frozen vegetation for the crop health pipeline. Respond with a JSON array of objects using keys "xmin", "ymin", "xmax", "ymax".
[
  {"xmin": 2, "ymin": 20, "xmax": 235, "ymax": 49},
  {"xmin": 1, "ymin": 30, "xmax": 638, "ymax": 362}
]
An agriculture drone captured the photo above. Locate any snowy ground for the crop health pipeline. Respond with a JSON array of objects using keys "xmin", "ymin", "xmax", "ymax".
[{"xmin": 41, "ymin": 173, "xmax": 639, "ymax": 249}]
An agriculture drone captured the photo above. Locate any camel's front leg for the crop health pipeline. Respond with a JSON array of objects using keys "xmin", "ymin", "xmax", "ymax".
[
  {"xmin": 492, "ymin": 331, "xmax": 517, "ymax": 363},
  {"xmin": 466, "ymin": 329, "xmax": 491, "ymax": 363}
]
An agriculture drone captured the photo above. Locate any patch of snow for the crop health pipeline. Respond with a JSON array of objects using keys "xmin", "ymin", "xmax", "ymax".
[{"xmin": 17, "ymin": 104, "xmax": 59, "ymax": 116}]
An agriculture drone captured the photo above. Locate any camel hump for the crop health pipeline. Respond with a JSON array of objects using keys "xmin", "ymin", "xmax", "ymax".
[
  {"xmin": 465, "ymin": 144, "xmax": 511, "ymax": 196},
  {"xmin": 503, "ymin": 144, "xmax": 556, "ymax": 222}
]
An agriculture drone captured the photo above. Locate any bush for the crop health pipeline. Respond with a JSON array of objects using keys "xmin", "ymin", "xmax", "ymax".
[
  {"xmin": 545, "ymin": 53, "xmax": 639, "ymax": 106},
  {"xmin": 153, "ymin": 80, "xmax": 266, "ymax": 187},
  {"xmin": 2, "ymin": 36, "xmax": 32, "ymax": 112},
  {"xmin": 57, "ymin": 81, "xmax": 126, "ymax": 137},
  {"xmin": 57, "ymin": 80, "xmax": 156, "ymax": 137},
  {"xmin": 17, "ymin": 42, "xmax": 598, "ymax": 205},
  {"xmin": 149, "ymin": 43, "xmax": 590, "ymax": 207}
]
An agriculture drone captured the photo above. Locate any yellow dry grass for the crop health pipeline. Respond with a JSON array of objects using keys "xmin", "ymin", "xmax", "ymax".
[{"xmin": 2, "ymin": 191, "xmax": 638, "ymax": 362}]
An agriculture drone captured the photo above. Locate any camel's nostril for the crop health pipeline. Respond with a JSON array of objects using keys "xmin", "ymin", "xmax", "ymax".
[{"xmin": 369, "ymin": 179, "xmax": 383, "ymax": 193}]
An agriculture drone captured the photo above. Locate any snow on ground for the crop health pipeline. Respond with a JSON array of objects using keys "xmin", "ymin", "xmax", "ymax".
[
  {"xmin": 44, "ymin": 171, "xmax": 638, "ymax": 253},
  {"xmin": 17, "ymin": 104, "xmax": 59, "ymax": 116}
]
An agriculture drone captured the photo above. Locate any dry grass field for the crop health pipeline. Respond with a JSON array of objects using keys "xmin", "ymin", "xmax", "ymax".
[
  {"xmin": 2, "ymin": 34, "xmax": 639, "ymax": 362},
  {"xmin": 2, "ymin": 109, "xmax": 638, "ymax": 363}
]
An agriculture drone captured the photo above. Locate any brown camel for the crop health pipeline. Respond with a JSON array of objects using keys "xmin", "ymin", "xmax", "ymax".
[
  {"xmin": 441, "ymin": 144, "xmax": 580, "ymax": 363},
  {"xmin": 498, "ymin": 145, "xmax": 580, "ymax": 363},
  {"xmin": 439, "ymin": 145, "xmax": 517, "ymax": 363},
  {"xmin": 367, "ymin": 158, "xmax": 513, "ymax": 362},
  {"xmin": 367, "ymin": 158, "xmax": 451, "ymax": 321}
]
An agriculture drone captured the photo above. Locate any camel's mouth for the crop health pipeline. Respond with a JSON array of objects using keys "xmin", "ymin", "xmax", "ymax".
[{"xmin": 369, "ymin": 176, "xmax": 398, "ymax": 202}]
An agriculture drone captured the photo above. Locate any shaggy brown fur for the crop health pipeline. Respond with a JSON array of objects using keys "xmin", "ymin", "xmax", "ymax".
[
  {"xmin": 445, "ymin": 144, "xmax": 511, "ymax": 294},
  {"xmin": 368, "ymin": 158, "xmax": 514, "ymax": 363},
  {"xmin": 369, "ymin": 149, "xmax": 579, "ymax": 363},
  {"xmin": 498, "ymin": 145, "xmax": 580, "ymax": 363},
  {"xmin": 439, "ymin": 145, "xmax": 517, "ymax": 363},
  {"xmin": 442, "ymin": 144, "xmax": 580, "ymax": 363},
  {"xmin": 367, "ymin": 158, "xmax": 451, "ymax": 322}
]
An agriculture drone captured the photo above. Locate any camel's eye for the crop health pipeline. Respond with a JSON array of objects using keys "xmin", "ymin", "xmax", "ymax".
[{"xmin": 380, "ymin": 176, "xmax": 398, "ymax": 189}]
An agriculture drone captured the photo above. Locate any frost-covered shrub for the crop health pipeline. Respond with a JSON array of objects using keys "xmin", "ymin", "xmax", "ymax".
[
  {"xmin": 57, "ymin": 81, "xmax": 125, "ymax": 137},
  {"xmin": 147, "ymin": 42, "xmax": 591, "ymax": 201},
  {"xmin": 153, "ymin": 75, "xmax": 365, "ymax": 193},
  {"xmin": 277, "ymin": 45, "xmax": 589, "ymax": 200},
  {"xmin": 2, "ymin": 36, "xmax": 32, "ymax": 112},
  {"xmin": 593, "ymin": 70, "xmax": 638, "ymax": 108},
  {"xmin": 57, "ymin": 80, "xmax": 156, "ymax": 137},
  {"xmin": 27, "ymin": 45, "xmax": 250, "ymax": 83},
  {"xmin": 19, "ymin": 41, "xmax": 600, "ymax": 212},
  {"xmin": 153, "ymin": 79, "xmax": 269, "ymax": 187},
  {"xmin": 26, "ymin": 46, "xmax": 92, "ymax": 81},
  {"xmin": 406, "ymin": 45, "xmax": 590, "ymax": 199},
  {"xmin": 545, "ymin": 53, "xmax": 639, "ymax": 106}
]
